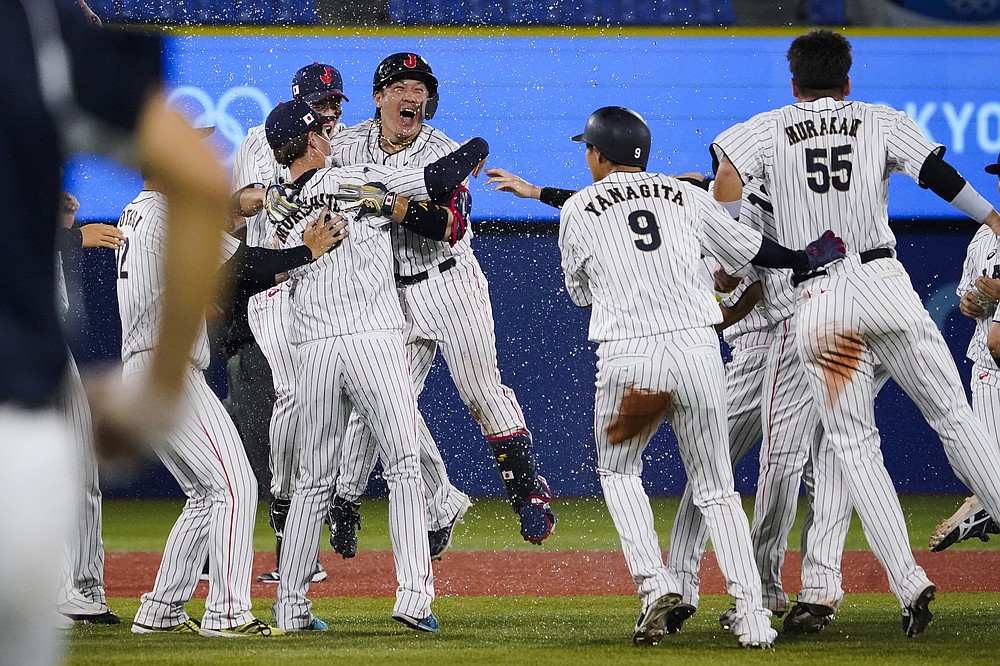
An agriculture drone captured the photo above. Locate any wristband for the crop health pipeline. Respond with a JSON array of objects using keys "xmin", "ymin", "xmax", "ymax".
[
  {"xmin": 381, "ymin": 193, "xmax": 396, "ymax": 217},
  {"xmin": 951, "ymin": 182, "xmax": 995, "ymax": 224},
  {"xmin": 720, "ymin": 199, "xmax": 742, "ymax": 220}
]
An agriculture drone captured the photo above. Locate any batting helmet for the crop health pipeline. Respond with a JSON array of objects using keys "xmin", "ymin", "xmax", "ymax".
[
  {"xmin": 373, "ymin": 52, "xmax": 440, "ymax": 119},
  {"xmin": 572, "ymin": 106, "xmax": 651, "ymax": 169}
]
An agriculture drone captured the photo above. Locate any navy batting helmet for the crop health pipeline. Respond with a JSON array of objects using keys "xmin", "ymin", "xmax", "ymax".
[
  {"xmin": 373, "ymin": 52, "xmax": 440, "ymax": 119},
  {"xmin": 572, "ymin": 106, "xmax": 651, "ymax": 169}
]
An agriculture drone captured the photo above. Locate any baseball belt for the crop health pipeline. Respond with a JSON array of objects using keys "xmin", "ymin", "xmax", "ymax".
[
  {"xmin": 395, "ymin": 257, "xmax": 457, "ymax": 286},
  {"xmin": 791, "ymin": 247, "xmax": 894, "ymax": 287}
]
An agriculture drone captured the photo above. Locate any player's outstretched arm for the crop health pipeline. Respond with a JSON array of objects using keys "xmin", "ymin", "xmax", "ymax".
[
  {"xmin": 917, "ymin": 151, "xmax": 1000, "ymax": 232},
  {"xmin": 713, "ymin": 156, "xmax": 745, "ymax": 218},
  {"xmin": 485, "ymin": 167, "xmax": 577, "ymax": 210}
]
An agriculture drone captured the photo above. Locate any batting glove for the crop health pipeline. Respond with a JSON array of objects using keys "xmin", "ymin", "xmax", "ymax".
[
  {"xmin": 446, "ymin": 184, "xmax": 472, "ymax": 246},
  {"xmin": 803, "ymin": 230, "xmax": 847, "ymax": 271},
  {"xmin": 264, "ymin": 181, "xmax": 302, "ymax": 223},
  {"xmin": 336, "ymin": 182, "xmax": 395, "ymax": 216}
]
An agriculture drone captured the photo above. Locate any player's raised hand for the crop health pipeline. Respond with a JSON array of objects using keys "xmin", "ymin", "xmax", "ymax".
[
  {"xmin": 484, "ymin": 168, "xmax": 542, "ymax": 200},
  {"xmin": 80, "ymin": 223, "xmax": 125, "ymax": 249},
  {"xmin": 303, "ymin": 207, "xmax": 348, "ymax": 258},
  {"xmin": 264, "ymin": 181, "xmax": 302, "ymax": 223}
]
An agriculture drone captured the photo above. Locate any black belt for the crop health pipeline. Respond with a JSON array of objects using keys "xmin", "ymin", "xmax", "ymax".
[
  {"xmin": 395, "ymin": 257, "xmax": 457, "ymax": 286},
  {"xmin": 791, "ymin": 247, "xmax": 894, "ymax": 287}
]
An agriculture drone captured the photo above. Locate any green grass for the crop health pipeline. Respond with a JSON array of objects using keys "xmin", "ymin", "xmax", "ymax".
[
  {"xmin": 77, "ymin": 494, "xmax": 1000, "ymax": 664},
  {"xmin": 67, "ymin": 594, "xmax": 1000, "ymax": 665},
  {"xmin": 101, "ymin": 494, "xmax": 1000, "ymax": 553}
]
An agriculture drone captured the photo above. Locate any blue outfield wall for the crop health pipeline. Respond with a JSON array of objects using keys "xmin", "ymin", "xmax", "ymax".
[{"xmin": 57, "ymin": 30, "xmax": 999, "ymax": 498}]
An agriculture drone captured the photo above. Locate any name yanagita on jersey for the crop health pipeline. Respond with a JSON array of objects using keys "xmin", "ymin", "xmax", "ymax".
[
  {"xmin": 581, "ymin": 181, "xmax": 685, "ymax": 218},
  {"xmin": 785, "ymin": 116, "xmax": 863, "ymax": 146}
]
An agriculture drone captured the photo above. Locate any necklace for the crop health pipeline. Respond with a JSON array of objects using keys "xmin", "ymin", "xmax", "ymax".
[{"xmin": 380, "ymin": 129, "xmax": 417, "ymax": 152}]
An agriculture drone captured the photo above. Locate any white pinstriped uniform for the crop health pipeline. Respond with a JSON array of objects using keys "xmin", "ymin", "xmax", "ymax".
[
  {"xmin": 962, "ymin": 227, "xmax": 1000, "ymax": 450},
  {"xmin": 51, "ymin": 258, "xmax": 109, "ymax": 617},
  {"xmin": 560, "ymin": 171, "xmax": 776, "ymax": 646},
  {"xmin": 233, "ymin": 124, "xmax": 297, "ymax": 499},
  {"xmin": 714, "ymin": 96, "xmax": 1000, "ymax": 609},
  {"xmin": 272, "ymin": 164, "xmax": 434, "ymax": 629},
  {"xmin": 330, "ymin": 119, "xmax": 520, "ymax": 531},
  {"xmin": 116, "ymin": 191, "xmax": 258, "ymax": 632}
]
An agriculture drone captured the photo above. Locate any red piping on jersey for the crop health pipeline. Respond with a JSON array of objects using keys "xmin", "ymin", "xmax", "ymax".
[
  {"xmin": 752, "ymin": 319, "xmax": 790, "ymax": 544},
  {"xmin": 202, "ymin": 415, "xmax": 237, "ymax": 627},
  {"xmin": 485, "ymin": 428, "xmax": 529, "ymax": 442}
]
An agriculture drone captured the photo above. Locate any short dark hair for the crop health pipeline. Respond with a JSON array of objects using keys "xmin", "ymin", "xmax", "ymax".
[
  {"xmin": 787, "ymin": 29, "xmax": 852, "ymax": 95},
  {"xmin": 274, "ymin": 132, "xmax": 311, "ymax": 166}
]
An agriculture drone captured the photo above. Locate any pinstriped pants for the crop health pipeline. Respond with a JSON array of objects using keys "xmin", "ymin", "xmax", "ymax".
[
  {"xmin": 594, "ymin": 328, "xmax": 772, "ymax": 642},
  {"xmin": 128, "ymin": 357, "xmax": 257, "ymax": 631}
]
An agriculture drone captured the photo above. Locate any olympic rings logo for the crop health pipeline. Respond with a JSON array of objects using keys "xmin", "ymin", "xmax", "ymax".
[{"xmin": 166, "ymin": 85, "xmax": 273, "ymax": 163}]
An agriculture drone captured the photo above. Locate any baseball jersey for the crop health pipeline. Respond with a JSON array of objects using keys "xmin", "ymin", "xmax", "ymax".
[
  {"xmin": 230, "ymin": 124, "xmax": 286, "ymax": 249},
  {"xmin": 116, "ymin": 191, "xmax": 240, "ymax": 369},
  {"xmin": 280, "ymin": 164, "xmax": 430, "ymax": 341},
  {"xmin": 559, "ymin": 171, "xmax": 765, "ymax": 342},
  {"xmin": 712, "ymin": 97, "xmax": 941, "ymax": 255},
  {"xmin": 964, "ymin": 225, "xmax": 1000, "ymax": 364},
  {"xmin": 327, "ymin": 118, "xmax": 470, "ymax": 276}
]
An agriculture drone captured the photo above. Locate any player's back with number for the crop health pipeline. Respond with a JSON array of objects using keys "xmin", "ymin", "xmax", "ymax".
[
  {"xmin": 716, "ymin": 99, "xmax": 935, "ymax": 254},
  {"xmin": 561, "ymin": 173, "xmax": 739, "ymax": 341},
  {"xmin": 116, "ymin": 192, "xmax": 211, "ymax": 369}
]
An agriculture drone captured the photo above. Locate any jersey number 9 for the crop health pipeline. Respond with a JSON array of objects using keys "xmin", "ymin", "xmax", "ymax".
[{"xmin": 628, "ymin": 209, "xmax": 661, "ymax": 252}]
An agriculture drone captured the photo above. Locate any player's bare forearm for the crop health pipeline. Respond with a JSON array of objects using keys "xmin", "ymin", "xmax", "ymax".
[
  {"xmin": 136, "ymin": 91, "xmax": 228, "ymax": 402},
  {"xmin": 713, "ymin": 156, "xmax": 744, "ymax": 203}
]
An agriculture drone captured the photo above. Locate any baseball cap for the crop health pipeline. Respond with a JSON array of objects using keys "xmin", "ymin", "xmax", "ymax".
[
  {"xmin": 264, "ymin": 99, "xmax": 331, "ymax": 149},
  {"xmin": 986, "ymin": 152, "xmax": 1000, "ymax": 175},
  {"xmin": 291, "ymin": 62, "xmax": 349, "ymax": 104}
]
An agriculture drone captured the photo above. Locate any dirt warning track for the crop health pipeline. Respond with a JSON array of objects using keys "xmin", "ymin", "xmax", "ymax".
[{"xmin": 106, "ymin": 549, "xmax": 1000, "ymax": 598}]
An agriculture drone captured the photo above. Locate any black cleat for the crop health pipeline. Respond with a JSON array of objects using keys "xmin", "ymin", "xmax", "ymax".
[
  {"xmin": 783, "ymin": 602, "xmax": 835, "ymax": 635},
  {"xmin": 929, "ymin": 496, "xmax": 1000, "ymax": 552},
  {"xmin": 633, "ymin": 593, "xmax": 681, "ymax": 647},
  {"xmin": 328, "ymin": 496, "xmax": 362, "ymax": 559},
  {"xmin": 664, "ymin": 603, "xmax": 696, "ymax": 634},
  {"xmin": 902, "ymin": 585, "xmax": 935, "ymax": 638}
]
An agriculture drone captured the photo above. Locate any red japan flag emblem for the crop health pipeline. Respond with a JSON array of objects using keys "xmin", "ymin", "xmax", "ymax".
[{"xmin": 303, "ymin": 112, "xmax": 315, "ymax": 124}]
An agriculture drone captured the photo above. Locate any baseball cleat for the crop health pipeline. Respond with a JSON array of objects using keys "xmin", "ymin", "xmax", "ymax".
[
  {"xmin": 83, "ymin": 610, "xmax": 122, "ymax": 625},
  {"xmin": 131, "ymin": 618, "xmax": 201, "ymax": 634},
  {"xmin": 199, "ymin": 618, "xmax": 285, "ymax": 638},
  {"xmin": 902, "ymin": 584, "xmax": 935, "ymax": 638},
  {"xmin": 392, "ymin": 611, "xmax": 440, "ymax": 633},
  {"xmin": 286, "ymin": 616, "xmax": 328, "ymax": 632},
  {"xmin": 664, "ymin": 603, "xmax": 696, "ymax": 634},
  {"xmin": 429, "ymin": 495, "xmax": 472, "ymax": 560},
  {"xmin": 718, "ymin": 606, "xmax": 737, "ymax": 634},
  {"xmin": 739, "ymin": 639, "xmax": 776, "ymax": 650},
  {"xmin": 929, "ymin": 496, "xmax": 999, "ymax": 552},
  {"xmin": 311, "ymin": 561, "xmax": 328, "ymax": 583},
  {"xmin": 256, "ymin": 571, "xmax": 280, "ymax": 583},
  {"xmin": 632, "ymin": 593, "xmax": 682, "ymax": 647},
  {"xmin": 518, "ymin": 476, "xmax": 556, "ymax": 544},
  {"xmin": 783, "ymin": 601, "xmax": 835, "ymax": 634},
  {"xmin": 328, "ymin": 495, "xmax": 362, "ymax": 558}
]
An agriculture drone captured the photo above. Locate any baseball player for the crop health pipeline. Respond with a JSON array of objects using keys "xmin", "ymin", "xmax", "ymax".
[
  {"xmin": 3, "ymin": 1, "xmax": 229, "ymax": 661},
  {"xmin": 53, "ymin": 194, "xmax": 125, "ymax": 627},
  {"xmin": 327, "ymin": 53, "xmax": 554, "ymax": 560},
  {"xmin": 117, "ymin": 159, "xmax": 340, "ymax": 636},
  {"xmin": 261, "ymin": 99, "xmax": 487, "ymax": 632},
  {"xmin": 230, "ymin": 62, "xmax": 348, "ymax": 583},
  {"xmin": 929, "ymin": 153, "xmax": 1000, "ymax": 552},
  {"xmin": 559, "ymin": 106, "xmax": 847, "ymax": 649},
  {"xmin": 712, "ymin": 28, "xmax": 1000, "ymax": 638}
]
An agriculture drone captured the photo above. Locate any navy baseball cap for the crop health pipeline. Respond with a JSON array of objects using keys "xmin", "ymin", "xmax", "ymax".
[
  {"xmin": 986, "ymin": 152, "xmax": 1000, "ymax": 175},
  {"xmin": 291, "ymin": 62, "xmax": 349, "ymax": 103},
  {"xmin": 265, "ymin": 99, "xmax": 331, "ymax": 149}
]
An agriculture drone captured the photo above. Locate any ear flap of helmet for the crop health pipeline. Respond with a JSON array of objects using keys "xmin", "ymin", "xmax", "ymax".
[{"xmin": 422, "ymin": 93, "xmax": 439, "ymax": 120}]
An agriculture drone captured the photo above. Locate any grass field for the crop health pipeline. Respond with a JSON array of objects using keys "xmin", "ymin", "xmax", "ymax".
[{"xmin": 67, "ymin": 494, "xmax": 1000, "ymax": 665}]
